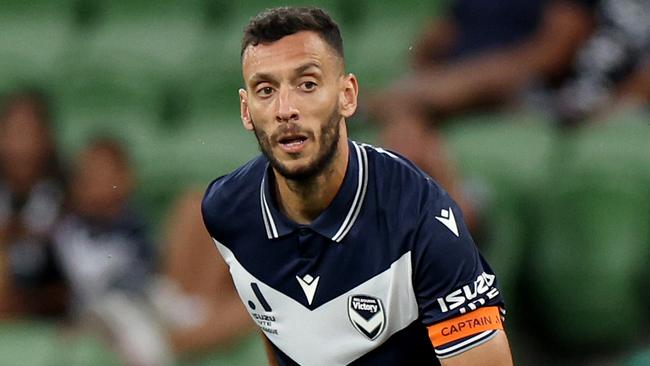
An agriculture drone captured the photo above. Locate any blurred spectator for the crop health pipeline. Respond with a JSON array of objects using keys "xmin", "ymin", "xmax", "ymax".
[
  {"xmin": 369, "ymin": 0, "xmax": 650, "ymax": 225},
  {"xmin": 52, "ymin": 137, "xmax": 171, "ymax": 366},
  {"xmin": 149, "ymin": 189, "xmax": 256, "ymax": 358},
  {"xmin": 368, "ymin": 0, "xmax": 596, "ymax": 224},
  {"xmin": 371, "ymin": 0, "xmax": 597, "ymax": 122},
  {"xmin": 53, "ymin": 137, "xmax": 153, "ymax": 312},
  {"xmin": 553, "ymin": 0, "xmax": 650, "ymax": 123},
  {"xmin": 0, "ymin": 89, "xmax": 67, "ymax": 319}
]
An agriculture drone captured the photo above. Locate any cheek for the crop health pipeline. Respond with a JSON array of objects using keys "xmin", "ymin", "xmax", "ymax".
[
  {"xmin": 249, "ymin": 115, "xmax": 272, "ymax": 138},
  {"xmin": 312, "ymin": 96, "xmax": 340, "ymax": 128},
  {"xmin": 248, "ymin": 102, "xmax": 274, "ymax": 127},
  {"xmin": 297, "ymin": 92, "xmax": 335, "ymax": 120}
]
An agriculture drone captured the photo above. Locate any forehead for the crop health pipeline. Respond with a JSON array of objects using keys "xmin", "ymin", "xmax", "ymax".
[{"xmin": 242, "ymin": 31, "xmax": 341, "ymax": 78}]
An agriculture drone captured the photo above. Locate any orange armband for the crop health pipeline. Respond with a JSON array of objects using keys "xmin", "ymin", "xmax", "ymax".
[{"xmin": 427, "ymin": 306, "xmax": 503, "ymax": 347}]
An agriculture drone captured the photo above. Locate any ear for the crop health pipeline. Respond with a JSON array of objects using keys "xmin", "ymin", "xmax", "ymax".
[
  {"xmin": 339, "ymin": 73, "xmax": 359, "ymax": 119},
  {"xmin": 239, "ymin": 88, "xmax": 254, "ymax": 131}
]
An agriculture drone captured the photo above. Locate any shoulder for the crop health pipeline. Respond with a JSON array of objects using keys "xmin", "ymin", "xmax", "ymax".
[
  {"xmin": 360, "ymin": 142, "xmax": 447, "ymax": 216},
  {"xmin": 201, "ymin": 155, "xmax": 267, "ymax": 238}
]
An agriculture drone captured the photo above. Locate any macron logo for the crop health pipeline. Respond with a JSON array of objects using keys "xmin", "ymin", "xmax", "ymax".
[
  {"xmin": 435, "ymin": 207, "xmax": 459, "ymax": 237},
  {"xmin": 296, "ymin": 274, "xmax": 319, "ymax": 305}
]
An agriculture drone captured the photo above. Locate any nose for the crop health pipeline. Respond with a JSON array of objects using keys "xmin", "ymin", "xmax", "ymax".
[{"xmin": 276, "ymin": 87, "xmax": 299, "ymax": 123}]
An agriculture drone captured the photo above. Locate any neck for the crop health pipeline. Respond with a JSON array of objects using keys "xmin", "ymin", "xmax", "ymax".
[{"xmin": 274, "ymin": 138, "xmax": 349, "ymax": 225}]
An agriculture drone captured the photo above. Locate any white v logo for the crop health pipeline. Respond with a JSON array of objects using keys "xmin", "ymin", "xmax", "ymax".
[
  {"xmin": 435, "ymin": 207, "xmax": 459, "ymax": 237},
  {"xmin": 296, "ymin": 274, "xmax": 320, "ymax": 305},
  {"xmin": 349, "ymin": 310, "xmax": 383, "ymax": 335}
]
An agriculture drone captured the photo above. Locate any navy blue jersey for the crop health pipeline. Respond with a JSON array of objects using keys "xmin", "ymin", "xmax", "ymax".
[{"xmin": 202, "ymin": 140, "xmax": 504, "ymax": 365}]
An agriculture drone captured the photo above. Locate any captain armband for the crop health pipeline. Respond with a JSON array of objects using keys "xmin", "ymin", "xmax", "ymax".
[{"xmin": 427, "ymin": 306, "xmax": 504, "ymax": 358}]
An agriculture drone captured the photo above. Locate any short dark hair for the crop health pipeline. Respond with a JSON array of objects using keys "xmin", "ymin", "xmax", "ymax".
[{"xmin": 241, "ymin": 7, "xmax": 344, "ymax": 60}]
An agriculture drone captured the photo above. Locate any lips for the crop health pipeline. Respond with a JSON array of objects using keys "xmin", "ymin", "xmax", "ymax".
[{"xmin": 278, "ymin": 134, "xmax": 308, "ymax": 153}]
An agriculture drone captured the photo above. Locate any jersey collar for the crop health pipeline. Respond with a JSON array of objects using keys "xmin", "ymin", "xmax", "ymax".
[{"xmin": 259, "ymin": 140, "xmax": 369, "ymax": 242}]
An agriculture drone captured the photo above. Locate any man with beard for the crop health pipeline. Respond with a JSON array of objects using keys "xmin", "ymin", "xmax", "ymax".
[{"xmin": 201, "ymin": 7, "xmax": 512, "ymax": 366}]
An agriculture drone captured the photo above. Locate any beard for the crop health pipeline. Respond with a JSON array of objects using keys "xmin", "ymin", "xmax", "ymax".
[{"xmin": 252, "ymin": 106, "xmax": 342, "ymax": 181}]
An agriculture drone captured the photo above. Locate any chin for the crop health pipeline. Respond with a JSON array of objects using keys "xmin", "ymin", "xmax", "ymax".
[
  {"xmin": 273, "ymin": 158, "xmax": 321, "ymax": 181},
  {"xmin": 278, "ymin": 162, "xmax": 311, "ymax": 177}
]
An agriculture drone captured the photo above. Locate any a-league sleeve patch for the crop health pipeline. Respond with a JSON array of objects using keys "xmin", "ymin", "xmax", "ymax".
[{"xmin": 427, "ymin": 306, "xmax": 503, "ymax": 348}]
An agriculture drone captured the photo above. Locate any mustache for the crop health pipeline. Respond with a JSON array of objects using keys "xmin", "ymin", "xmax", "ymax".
[{"xmin": 270, "ymin": 123, "xmax": 313, "ymax": 141}]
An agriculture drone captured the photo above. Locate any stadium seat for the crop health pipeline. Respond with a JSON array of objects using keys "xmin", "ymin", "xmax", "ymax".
[
  {"xmin": 60, "ymin": 0, "xmax": 207, "ymax": 128},
  {"xmin": 72, "ymin": 17, "xmax": 201, "ymax": 75},
  {"xmin": 184, "ymin": 26, "xmax": 244, "ymax": 122},
  {"xmin": 445, "ymin": 113, "xmax": 556, "ymax": 324},
  {"xmin": 128, "ymin": 111, "xmax": 258, "ymax": 232},
  {"xmin": 72, "ymin": 0, "xmax": 203, "ymax": 25},
  {"xmin": 0, "ymin": 6, "xmax": 72, "ymax": 92},
  {"xmin": 52, "ymin": 60, "xmax": 160, "ymax": 152},
  {"xmin": 343, "ymin": 0, "xmax": 441, "ymax": 90},
  {"xmin": 178, "ymin": 333, "xmax": 267, "ymax": 366},
  {"xmin": 531, "ymin": 116, "xmax": 650, "ymax": 351},
  {"xmin": 0, "ymin": 0, "xmax": 74, "ymax": 14},
  {"xmin": 0, "ymin": 320, "xmax": 121, "ymax": 366}
]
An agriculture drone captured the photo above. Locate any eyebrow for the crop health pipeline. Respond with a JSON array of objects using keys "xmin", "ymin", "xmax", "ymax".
[
  {"xmin": 248, "ymin": 72, "xmax": 276, "ymax": 86},
  {"xmin": 248, "ymin": 62, "xmax": 323, "ymax": 86},
  {"xmin": 294, "ymin": 62, "xmax": 322, "ymax": 76}
]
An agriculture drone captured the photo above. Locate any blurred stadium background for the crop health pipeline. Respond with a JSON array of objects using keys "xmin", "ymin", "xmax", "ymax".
[
  {"xmin": 0, "ymin": 0, "xmax": 648, "ymax": 365},
  {"xmin": 0, "ymin": 0, "xmax": 432, "ymax": 226}
]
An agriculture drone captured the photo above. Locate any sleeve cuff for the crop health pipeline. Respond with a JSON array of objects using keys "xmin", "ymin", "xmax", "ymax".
[{"xmin": 435, "ymin": 329, "xmax": 499, "ymax": 359}]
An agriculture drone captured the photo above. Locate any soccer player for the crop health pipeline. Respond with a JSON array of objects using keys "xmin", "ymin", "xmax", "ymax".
[{"xmin": 202, "ymin": 7, "xmax": 513, "ymax": 366}]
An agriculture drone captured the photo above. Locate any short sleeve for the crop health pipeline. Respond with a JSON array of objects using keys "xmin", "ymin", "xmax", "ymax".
[{"xmin": 411, "ymin": 192, "xmax": 505, "ymax": 358}]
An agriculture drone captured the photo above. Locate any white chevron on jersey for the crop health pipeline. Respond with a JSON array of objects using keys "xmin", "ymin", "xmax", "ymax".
[{"xmin": 214, "ymin": 239, "xmax": 419, "ymax": 366}]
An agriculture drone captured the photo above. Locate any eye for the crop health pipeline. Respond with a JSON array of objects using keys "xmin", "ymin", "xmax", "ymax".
[
  {"xmin": 256, "ymin": 86, "xmax": 274, "ymax": 97},
  {"xmin": 300, "ymin": 81, "xmax": 317, "ymax": 91}
]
